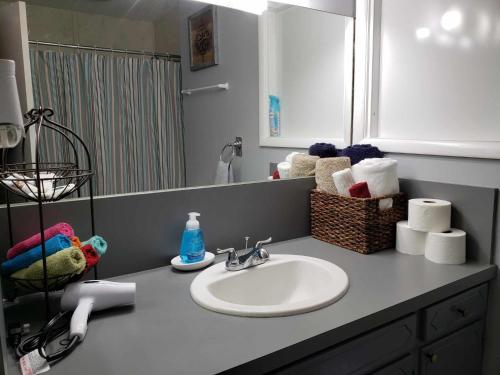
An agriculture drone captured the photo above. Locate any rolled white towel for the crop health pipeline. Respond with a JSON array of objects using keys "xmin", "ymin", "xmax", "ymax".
[
  {"xmin": 285, "ymin": 152, "xmax": 301, "ymax": 164},
  {"xmin": 332, "ymin": 168, "xmax": 355, "ymax": 196},
  {"xmin": 277, "ymin": 161, "xmax": 291, "ymax": 179},
  {"xmin": 351, "ymin": 158, "xmax": 399, "ymax": 209},
  {"xmin": 10, "ymin": 179, "xmax": 38, "ymax": 197},
  {"xmin": 50, "ymin": 184, "xmax": 77, "ymax": 199},
  {"xmin": 11, "ymin": 172, "xmax": 54, "ymax": 193},
  {"xmin": 2, "ymin": 176, "xmax": 25, "ymax": 195}
]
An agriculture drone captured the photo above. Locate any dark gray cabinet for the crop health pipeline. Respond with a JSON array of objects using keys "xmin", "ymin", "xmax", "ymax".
[
  {"xmin": 269, "ymin": 283, "xmax": 487, "ymax": 375},
  {"xmin": 420, "ymin": 321, "xmax": 483, "ymax": 375},
  {"xmin": 272, "ymin": 315, "xmax": 417, "ymax": 375},
  {"xmin": 421, "ymin": 284, "xmax": 487, "ymax": 341},
  {"xmin": 372, "ymin": 355, "xmax": 415, "ymax": 375}
]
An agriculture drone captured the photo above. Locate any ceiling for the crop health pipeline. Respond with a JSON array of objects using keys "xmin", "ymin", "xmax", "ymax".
[{"xmin": 21, "ymin": 0, "xmax": 180, "ymax": 21}]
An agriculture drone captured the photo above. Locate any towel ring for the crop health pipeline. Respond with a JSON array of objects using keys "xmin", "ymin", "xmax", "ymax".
[
  {"xmin": 219, "ymin": 143, "xmax": 236, "ymax": 164},
  {"xmin": 219, "ymin": 137, "xmax": 242, "ymax": 163}
]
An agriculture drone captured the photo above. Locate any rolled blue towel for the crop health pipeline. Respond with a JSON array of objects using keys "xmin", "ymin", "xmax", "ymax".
[
  {"xmin": 339, "ymin": 144, "xmax": 384, "ymax": 165},
  {"xmin": 82, "ymin": 235, "xmax": 107, "ymax": 257},
  {"xmin": 1, "ymin": 234, "xmax": 71, "ymax": 276},
  {"xmin": 309, "ymin": 143, "xmax": 337, "ymax": 158}
]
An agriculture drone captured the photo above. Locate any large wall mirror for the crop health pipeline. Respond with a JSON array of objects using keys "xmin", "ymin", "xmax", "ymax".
[{"xmin": 0, "ymin": 0, "xmax": 355, "ymax": 198}]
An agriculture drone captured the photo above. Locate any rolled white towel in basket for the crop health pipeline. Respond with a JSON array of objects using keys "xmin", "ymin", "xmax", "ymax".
[
  {"xmin": 285, "ymin": 152, "xmax": 301, "ymax": 164},
  {"xmin": 332, "ymin": 168, "xmax": 355, "ymax": 196},
  {"xmin": 351, "ymin": 158, "xmax": 399, "ymax": 209}
]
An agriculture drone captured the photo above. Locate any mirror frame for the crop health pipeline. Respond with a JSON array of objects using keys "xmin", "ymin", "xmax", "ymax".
[{"xmin": 269, "ymin": 0, "xmax": 355, "ymax": 17}]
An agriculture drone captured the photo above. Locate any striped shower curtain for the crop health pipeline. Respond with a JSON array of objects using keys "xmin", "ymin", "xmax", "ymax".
[{"xmin": 29, "ymin": 48, "xmax": 185, "ymax": 196}]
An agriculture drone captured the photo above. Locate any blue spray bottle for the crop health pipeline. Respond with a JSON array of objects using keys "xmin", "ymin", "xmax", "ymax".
[{"xmin": 180, "ymin": 212, "xmax": 205, "ymax": 263}]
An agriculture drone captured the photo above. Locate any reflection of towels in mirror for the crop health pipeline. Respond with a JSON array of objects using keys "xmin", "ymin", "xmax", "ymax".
[{"xmin": 214, "ymin": 160, "xmax": 234, "ymax": 185}]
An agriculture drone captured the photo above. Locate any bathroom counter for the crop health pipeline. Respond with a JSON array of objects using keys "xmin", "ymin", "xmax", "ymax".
[{"xmin": 4, "ymin": 236, "xmax": 497, "ymax": 375}]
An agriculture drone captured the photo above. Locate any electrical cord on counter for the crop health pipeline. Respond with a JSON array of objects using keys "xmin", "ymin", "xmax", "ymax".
[{"xmin": 16, "ymin": 311, "xmax": 80, "ymax": 364}]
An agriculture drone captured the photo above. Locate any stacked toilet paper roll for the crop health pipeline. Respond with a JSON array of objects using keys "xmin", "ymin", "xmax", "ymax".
[
  {"xmin": 396, "ymin": 198, "xmax": 466, "ymax": 264},
  {"xmin": 396, "ymin": 221, "xmax": 427, "ymax": 255},
  {"xmin": 425, "ymin": 229, "xmax": 466, "ymax": 264},
  {"xmin": 408, "ymin": 199, "xmax": 451, "ymax": 232}
]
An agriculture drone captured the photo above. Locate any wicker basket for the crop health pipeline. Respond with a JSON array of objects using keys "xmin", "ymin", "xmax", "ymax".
[{"xmin": 311, "ymin": 190, "xmax": 407, "ymax": 254}]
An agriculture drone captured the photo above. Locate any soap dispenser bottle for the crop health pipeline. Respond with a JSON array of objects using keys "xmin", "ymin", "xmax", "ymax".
[{"xmin": 180, "ymin": 212, "xmax": 205, "ymax": 263}]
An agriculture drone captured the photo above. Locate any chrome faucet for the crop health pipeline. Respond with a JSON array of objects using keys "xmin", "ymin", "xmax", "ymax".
[{"xmin": 217, "ymin": 237, "xmax": 272, "ymax": 271}]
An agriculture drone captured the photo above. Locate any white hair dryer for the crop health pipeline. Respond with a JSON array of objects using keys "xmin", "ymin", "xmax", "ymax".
[{"xmin": 60, "ymin": 280, "xmax": 136, "ymax": 341}]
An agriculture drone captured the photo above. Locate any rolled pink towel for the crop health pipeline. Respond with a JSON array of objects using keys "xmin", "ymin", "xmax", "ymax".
[{"xmin": 7, "ymin": 222, "xmax": 75, "ymax": 259}]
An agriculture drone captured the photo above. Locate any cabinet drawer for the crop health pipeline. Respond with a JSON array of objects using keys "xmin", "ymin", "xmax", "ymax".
[
  {"xmin": 422, "ymin": 283, "xmax": 487, "ymax": 341},
  {"xmin": 420, "ymin": 320, "xmax": 483, "ymax": 375},
  {"xmin": 272, "ymin": 314, "xmax": 416, "ymax": 375},
  {"xmin": 372, "ymin": 355, "xmax": 415, "ymax": 375}
]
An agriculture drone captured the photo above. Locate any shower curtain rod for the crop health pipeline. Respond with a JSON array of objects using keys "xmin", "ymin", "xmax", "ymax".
[{"xmin": 28, "ymin": 40, "xmax": 181, "ymax": 61}]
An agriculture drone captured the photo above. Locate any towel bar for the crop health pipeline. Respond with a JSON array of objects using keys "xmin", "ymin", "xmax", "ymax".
[{"xmin": 181, "ymin": 82, "xmax": 229, "ymax": 95}]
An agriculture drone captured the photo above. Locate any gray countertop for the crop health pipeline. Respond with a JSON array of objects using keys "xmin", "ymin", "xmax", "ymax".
[{"xmin": 5, "ymin": 237, "xmax": 497, "ymax": 375}]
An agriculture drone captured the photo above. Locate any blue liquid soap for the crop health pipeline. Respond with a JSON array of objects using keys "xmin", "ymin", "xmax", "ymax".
[
  {"xmin": 269, "ymin": 95, "xmax": 281, "ymax": 137},
  {"xmin": 180, "ymin": 212, "xmax": 205, "ymax": 263}
]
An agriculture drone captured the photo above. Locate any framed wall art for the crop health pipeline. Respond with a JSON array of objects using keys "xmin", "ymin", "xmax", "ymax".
[{"xmin": 188, "ymin": 5, "xmax": 219, "ymax": 71}]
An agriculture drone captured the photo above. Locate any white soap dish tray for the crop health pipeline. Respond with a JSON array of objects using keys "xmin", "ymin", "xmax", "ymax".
[{"xmin": 171, "ymin": 252, "xmax": 215, "ymax": 271}]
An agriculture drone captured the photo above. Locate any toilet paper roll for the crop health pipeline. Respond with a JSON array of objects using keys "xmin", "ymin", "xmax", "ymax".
[
  {"xmin": 396, "ymin": 221, "xmax": 427, "ymax": 255},
  {"xmin": 408, "ymin": 198, "xmax": 451, "ymax": 232},
  {"xmin": 424, "ymin": 229, "xmax": 466, "ymax": 264}
]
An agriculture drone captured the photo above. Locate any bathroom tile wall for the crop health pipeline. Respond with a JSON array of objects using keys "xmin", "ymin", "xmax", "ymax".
[{"xmin": 25, "ymin": 3, "xmax": 180, "ymax": 54}]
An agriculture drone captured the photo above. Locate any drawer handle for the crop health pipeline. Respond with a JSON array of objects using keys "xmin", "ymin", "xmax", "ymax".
[
  {"xmin": 451, "ymin": 305, "xmax": 468, "ymax": 317},
  {"xmin": 427, "ymin": 353, "xmax": 439, "ymax": 363}
]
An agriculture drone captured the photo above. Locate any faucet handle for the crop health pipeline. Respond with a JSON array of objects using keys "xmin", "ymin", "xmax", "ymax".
[
  {"xmin": 217, "ymin": 247, "xmax": 236, "ymax": 255},
  {"xmin": 217, "ymin": 247, "xmax": 239, "ymax": 267},
  {"xmin": 254, "ymin": 237, "xmax": 272, "ymax": 250}
]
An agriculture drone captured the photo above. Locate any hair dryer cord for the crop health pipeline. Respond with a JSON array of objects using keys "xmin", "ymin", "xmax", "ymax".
[{"xmin": 16, "ymin": 311, "xmax": 80, "ymax": 363}]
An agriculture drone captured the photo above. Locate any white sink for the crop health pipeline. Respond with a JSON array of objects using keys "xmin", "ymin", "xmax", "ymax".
[{"xmin": 190, "ymin": 254, "xmax": 349, "ymax": 317}]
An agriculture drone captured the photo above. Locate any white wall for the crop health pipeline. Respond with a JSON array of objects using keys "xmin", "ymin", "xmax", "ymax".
[{"xmin": 270, "ymin": 6, "xmax": 346, "ymax": 139}]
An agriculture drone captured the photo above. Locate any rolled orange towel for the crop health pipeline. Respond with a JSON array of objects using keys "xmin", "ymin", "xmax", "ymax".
[{"xmin": 70, "ymin": 236, "xmax": 81, "ymax": 248}]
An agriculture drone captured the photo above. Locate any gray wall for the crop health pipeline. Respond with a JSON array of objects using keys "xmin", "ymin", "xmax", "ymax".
[
  {"xmin": 180, "ymin": 2, "xmax": 303, "ymax": 187},
  {"xmin": 0, "ymin": 178, "xmax": 315, "ymax": 279},
  {"xmin": 390, "ymin": 153, "xmax": 500, "ymax": 375}
]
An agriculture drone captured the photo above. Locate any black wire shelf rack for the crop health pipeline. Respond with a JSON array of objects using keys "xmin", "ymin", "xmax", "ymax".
[
  {"xmin": 9, "ymin": 272, "xmax": 83, "ymax": 293},
  {"xmin": 1, "ymin": 107, "xmax": 97, "ymax": 319}
]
